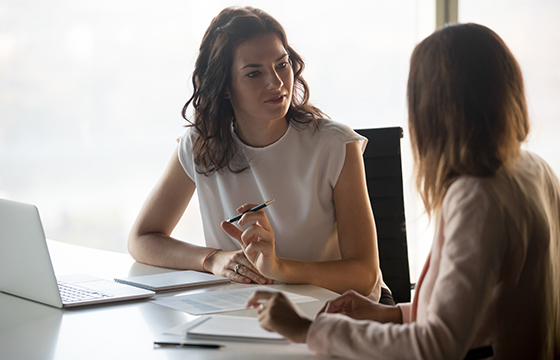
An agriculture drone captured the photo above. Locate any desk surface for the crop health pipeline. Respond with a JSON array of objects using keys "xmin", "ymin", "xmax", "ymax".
[{"xmin": 0, "ymin": 240, "xmax": 339, "ymax": 360}]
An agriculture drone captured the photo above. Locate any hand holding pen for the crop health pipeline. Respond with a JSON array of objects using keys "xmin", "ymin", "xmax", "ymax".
[
  {"xmin": 226, "ymin": 199, "xmax": 275, "ymax": 223},
  {"xmin": 221, "ymin": 199, "xmax": 280, "ymax": 279}
]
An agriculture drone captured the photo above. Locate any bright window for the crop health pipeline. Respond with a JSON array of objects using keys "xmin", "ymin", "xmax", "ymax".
[
  {"xmin": 1, "ymin": 0, "xmax": 436, "ymax": 280},
  {"xmin": 459, "ymin": 0, "xmax": 560, "ymax": 176}
]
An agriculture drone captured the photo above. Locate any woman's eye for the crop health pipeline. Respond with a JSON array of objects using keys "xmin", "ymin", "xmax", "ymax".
[
  {"xmin": 247, "ymin": 71, "xmax": 261, "ymax": 78},
  {"xmin": 277, "ymin": 62, "xmax": 289, "ymax": 69}
]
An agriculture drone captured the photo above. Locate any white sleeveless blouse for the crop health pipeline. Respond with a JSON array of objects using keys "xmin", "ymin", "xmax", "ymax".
[{"xmin": 178, "ymin": 118, "xmax": 366, "ymax": 262}]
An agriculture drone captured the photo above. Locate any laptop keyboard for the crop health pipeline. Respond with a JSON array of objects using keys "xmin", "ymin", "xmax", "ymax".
[{"xmin": 57, "ymin": 281, "xmax": 111, "ymax": 303}]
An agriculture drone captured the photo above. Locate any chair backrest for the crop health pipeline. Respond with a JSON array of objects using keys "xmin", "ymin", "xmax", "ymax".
[{"xmin": 355, "ymin": 127, "xmax": 411, "ymax": 303}]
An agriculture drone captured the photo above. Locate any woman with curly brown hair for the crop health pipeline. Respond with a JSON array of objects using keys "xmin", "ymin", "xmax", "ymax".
[{"xmin": 128, "ymin": 6, "xmax": 388, "ymax": 301}]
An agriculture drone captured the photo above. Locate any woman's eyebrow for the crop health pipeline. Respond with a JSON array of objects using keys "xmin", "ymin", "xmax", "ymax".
[
  {"xmin": 240, "ymin": 53, "xmax": 289, "ymax": 70},
  {"xmin": 276, "ymin": 53, "xmax": 289, "ymax": 62}
]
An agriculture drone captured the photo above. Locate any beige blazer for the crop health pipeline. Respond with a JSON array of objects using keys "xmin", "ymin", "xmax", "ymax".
[{"xmin": 307, "ymin": 151, "xmax": 560, "ymax": 359}]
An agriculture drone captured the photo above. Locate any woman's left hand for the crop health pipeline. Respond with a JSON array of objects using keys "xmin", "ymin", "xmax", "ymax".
[
  {"xmin": 246, "ymin": 290, "xmax": 312, "ymax": 343},
  {"xmin": 221, "ymin": 203, "xmax": 281, "ymax": 278}
]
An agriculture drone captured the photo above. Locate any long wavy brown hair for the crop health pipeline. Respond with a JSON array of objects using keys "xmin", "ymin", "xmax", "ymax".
[
  {"xmin": 182, "ymin": 6, "xmax": 327, "ymax": 175},
  {"xmin": 407, "ymin": 23, "xmax": 529, "ymax": 215}
]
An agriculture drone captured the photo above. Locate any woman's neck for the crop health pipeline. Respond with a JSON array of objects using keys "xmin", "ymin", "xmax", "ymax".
[{"xmin": 234, "ymin": 117, "xmax": 289, "ymax": 148}]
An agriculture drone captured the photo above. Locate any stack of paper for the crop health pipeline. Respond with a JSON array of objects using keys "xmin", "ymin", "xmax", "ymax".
[{"xmin": 153, "ymin": 286, "xmax": 318, "ymax": 315}]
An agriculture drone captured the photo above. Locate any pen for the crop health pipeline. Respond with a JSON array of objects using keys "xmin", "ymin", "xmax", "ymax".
[
  {"xmin": 153, "ymin": 341, "xmax": 224, "ymax": 349},
  {"xmin": 226, "ymin": 199, "xmax": 275, "ymax": 223}
]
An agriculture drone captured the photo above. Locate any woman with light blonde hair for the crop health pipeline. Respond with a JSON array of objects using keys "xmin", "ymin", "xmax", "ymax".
[{"xmin": 248, "ymin": 23, "xmax": 560, "ymax": 360}]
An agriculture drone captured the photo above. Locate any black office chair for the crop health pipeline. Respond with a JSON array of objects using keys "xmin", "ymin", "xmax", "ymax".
[{"xmin": 355, "ymin": 127, "xmax": 411, "ymax": 303}]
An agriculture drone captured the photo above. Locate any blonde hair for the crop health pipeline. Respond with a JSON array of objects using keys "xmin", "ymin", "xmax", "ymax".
[{"xmin": 407, "ymin": 23, "xmax": 529, "ymax": 215}]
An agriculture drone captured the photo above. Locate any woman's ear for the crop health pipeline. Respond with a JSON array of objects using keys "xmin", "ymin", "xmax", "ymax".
[{"xmin": 225, "ymin": 89, "xmax": 230, "ymax": 99}]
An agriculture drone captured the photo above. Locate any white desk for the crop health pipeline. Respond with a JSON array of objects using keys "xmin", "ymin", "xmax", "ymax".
[{"xmin": 0, "ymin": 240, "xmax": 339, "ymax": 359}]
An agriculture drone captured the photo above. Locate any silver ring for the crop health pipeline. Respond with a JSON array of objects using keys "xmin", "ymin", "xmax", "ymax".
[{"xmin": 234, "ymin": 264, "xmax": 242, "ymax": 274}]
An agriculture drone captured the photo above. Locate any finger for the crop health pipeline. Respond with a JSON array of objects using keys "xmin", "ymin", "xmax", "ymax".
[
  {"xmin": 227, "ymin": 269, "xmax": 252, "ymax": 284},
  {"xmin": 321, "ymin": 297, "xmax": 347, "ymax": 314},
  {"xmin": 220, "ymin": 221, "xmax": 244, "ymax": 247},
  {"xmin": 246, "ymin": 290, "xmax": 276, "ymax": 308},
  {"xmin": 235, "ymin": 255, "xmax": 258, "ymax": 273},
  {"xmin": 234, "ymin": 263, "xmax": 268, "ymax": 285},
  {"xmin": 236, "ymin": 203, "xmax": 258, "ymax": 214},
  {"xmin": 232, "ymin": 250, "xmax": 270, "ymax": 281},
  {"xmin": 324, "ymin": 301, "xmax": 334, "ymax": 314},
  {"xmin": 232, "ymin": 251, "xmax": 273, "ymax": 284},
  {"xmin": 317, "ymin": 300, "xmax": 330, "ymax": 315},
  {"xmin": 244, "ymin": 240, "xmax": 271, "ymax": 258},
  {"xmin": 274, "ymin": 292, "xmax": 299, "ymax": 310},
  {"xmin": 237, "ymin": 256, "xmax": 265, "ymax": 277},
  {"xmin": 238, "ymin": 209, "xmax": 272, "ymax": 230},
  {"xmin": 240, "ymin": 225, "xmax": 271, "ymax": 247}
]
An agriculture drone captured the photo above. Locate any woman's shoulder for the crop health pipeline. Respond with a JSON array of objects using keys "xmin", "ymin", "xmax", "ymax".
[
  {"xmin": 519, "ymin": 150, "xmax": 559, "ymax": 184},
  {"xmin": 182, "ymin": 125, "xmax": 198, "ymax": 138},
  {"xmin": 449, "ymin": 150, "xmax": 558, "ymax": 194},
  {"xmin": 317, "ymin": 118, "xmax": 355, "ymax": 134},
  {"xmin": 443, "ymin": 175, "xmax": 504, "ymax": 218},
  {"xmin": 443, "ymin": 152, "xmax": 548, "ymax": 216},
  {"xmin": 178, "ymin": 125, "xmax": 200, "ymax": 147},
  {"xmin": 310, "ymin": 118, "xmax": 364, "ymax": 144},
  {"xmin": 178, "ymin": 126, "xmax": 199, "ymax": 161}
]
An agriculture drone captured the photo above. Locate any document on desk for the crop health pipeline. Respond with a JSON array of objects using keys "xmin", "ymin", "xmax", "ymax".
[
  {"xmin": 152, "ymin": 286, "xmax": 317, "ymax": 315},
  {"xmin": 165, "ymin": 314, "xmax": 288, "ymax": 343}
]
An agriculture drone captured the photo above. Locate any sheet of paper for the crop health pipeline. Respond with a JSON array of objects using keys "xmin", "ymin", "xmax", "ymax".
[
  {"xmin": 153, "ymin": 286, "xmax": 317, "ymax": 315},
  {"xmin": 165, "ymin": 314, "xmax": 287, "ymax": 342}
]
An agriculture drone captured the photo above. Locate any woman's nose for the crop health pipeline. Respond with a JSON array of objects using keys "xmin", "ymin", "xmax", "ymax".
[{"xmin": 267, "ymin": 71, "xmax": 283, "ymax": 90}]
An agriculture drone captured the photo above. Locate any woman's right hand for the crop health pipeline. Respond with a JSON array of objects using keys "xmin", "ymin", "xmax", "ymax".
[
  {"xmin": 318, "ymin": 290, "xmax": 403, "ymax": 324},
  {"xmin": 204, "ymin": 249, "xmax": 273, "ymax": 285}
]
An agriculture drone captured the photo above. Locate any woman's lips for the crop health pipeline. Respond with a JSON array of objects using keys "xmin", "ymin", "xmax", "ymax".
[{"xmin": 265, "ymin": 95, "xmax": 285, "ymax": 104}]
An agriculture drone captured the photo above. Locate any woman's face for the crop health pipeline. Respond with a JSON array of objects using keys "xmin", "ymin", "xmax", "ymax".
[{"xmin": 227, "ymin": 32, "xmax": 294, "ymax": 129}]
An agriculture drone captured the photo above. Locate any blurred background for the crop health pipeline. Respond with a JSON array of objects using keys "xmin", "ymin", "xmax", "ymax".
[{"xmin": 1, "ymin": 0, "xmax": 559, "ymax": 281}]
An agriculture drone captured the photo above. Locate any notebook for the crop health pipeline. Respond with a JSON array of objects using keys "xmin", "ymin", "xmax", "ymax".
[
  {"xmin": 0, "ymin": 198, "xmax": 155, "ymax": 308},
  {"xmin": 114, "ymin": 270, "xmax": 229, "ymax": 292}
]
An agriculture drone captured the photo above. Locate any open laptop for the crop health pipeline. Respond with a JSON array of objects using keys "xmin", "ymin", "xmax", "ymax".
[{"xmin": 0, "ymin": 198, "xmax": 155, "ymax": 308}]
